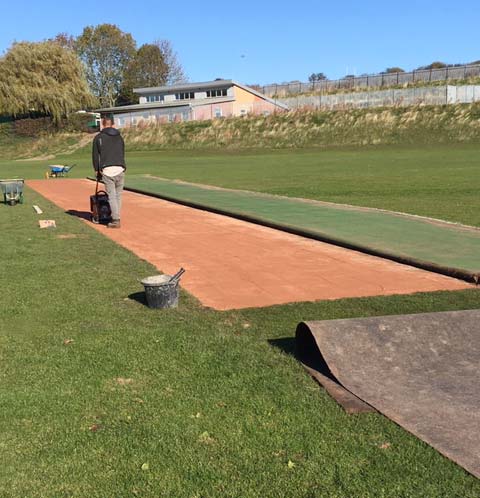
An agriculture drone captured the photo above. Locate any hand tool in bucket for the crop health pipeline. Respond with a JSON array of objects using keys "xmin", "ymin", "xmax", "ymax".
[
  {"xmin": 169, "ymin": 268, "xmax": 186, "ymax": 284},
  {"xmin": 90, "ymin": 176, "xmax": 112, "ymax": 224}
]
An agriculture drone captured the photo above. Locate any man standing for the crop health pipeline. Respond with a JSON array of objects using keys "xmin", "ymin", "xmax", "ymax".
[{"xmin": 92, "ymin": 114, "xmax": 126, "ymax": 228}]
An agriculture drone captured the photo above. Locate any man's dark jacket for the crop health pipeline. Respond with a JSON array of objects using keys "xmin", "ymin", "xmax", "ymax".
[{"xmin": 92, "ymin": 127, "xmax": 126, "ymax": 173}]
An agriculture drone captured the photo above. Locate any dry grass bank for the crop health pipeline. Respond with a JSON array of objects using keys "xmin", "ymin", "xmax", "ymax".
[{"xmin": 121, "ymin": 104, "xmax": 480, "ymax": 150}]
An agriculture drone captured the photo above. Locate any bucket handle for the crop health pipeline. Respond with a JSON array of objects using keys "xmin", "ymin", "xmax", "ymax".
[{"xmin": 169, "ymin": 268, "xmax": 186, "ymax": 284}]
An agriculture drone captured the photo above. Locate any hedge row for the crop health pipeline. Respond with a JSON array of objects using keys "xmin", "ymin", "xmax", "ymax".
[{"xmin": 0, "ymin": 113, "xmax": 97, "ymax": 138}]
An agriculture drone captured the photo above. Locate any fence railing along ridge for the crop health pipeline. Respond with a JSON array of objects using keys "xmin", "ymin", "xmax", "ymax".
[{"xmin": 260, "ymin": 64, "xmax": 480, "ymax": 97}]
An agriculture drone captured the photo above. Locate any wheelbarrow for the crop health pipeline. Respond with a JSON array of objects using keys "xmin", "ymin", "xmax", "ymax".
[
  {"xmin": 0, "ymin": 179, "xmax": 25, "ymax": 206},
  {"xmin": 46, "ymin": 164, "xmax": 76, "ymax": 178}
]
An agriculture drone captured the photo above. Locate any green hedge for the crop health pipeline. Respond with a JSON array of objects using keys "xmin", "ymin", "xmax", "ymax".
[
  {"xmin": 14, "ymin": 117, "xmax": 55, "ymax": 137},
  {"xmin": 63, "ymin": 113, "xmax": 98, "ymax": 133},
  {"xmin": 0, "ymin": 122, "xmax": 13, "ymax": 138}
]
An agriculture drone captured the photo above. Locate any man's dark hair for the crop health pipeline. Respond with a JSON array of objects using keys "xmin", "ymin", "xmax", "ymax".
[{"xmin": 101, "ymin": 113, "xmax": 115, "ymax": 126}]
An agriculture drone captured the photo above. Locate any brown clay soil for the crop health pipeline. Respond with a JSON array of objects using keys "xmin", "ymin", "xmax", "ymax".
[{"xmin": 28, "ymin": 179, "xmax": 471, "ymax": 310}]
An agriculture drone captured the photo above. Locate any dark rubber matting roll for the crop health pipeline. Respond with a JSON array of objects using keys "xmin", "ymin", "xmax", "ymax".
[{"xmin": 296, "ymin": 310, "xmax": 480, "ymax": 478}]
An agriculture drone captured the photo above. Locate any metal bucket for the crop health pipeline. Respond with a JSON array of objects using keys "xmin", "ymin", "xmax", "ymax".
[{"xmin": 141, "ymin": 275, "xmax": 179, "ymax": 309}]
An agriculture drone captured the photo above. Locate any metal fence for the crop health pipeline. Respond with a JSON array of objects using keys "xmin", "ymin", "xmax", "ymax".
[
  {"xmin": 279, "ymin": 85, "xmax": 480, "ymax": 110},
  {"xmin": 260, "ymin": 64, "xmax": 480, "ymax": 97}
]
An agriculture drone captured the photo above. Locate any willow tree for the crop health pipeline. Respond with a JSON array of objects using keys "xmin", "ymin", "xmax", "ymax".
[{"xmin": 0, "ymin": 41, "xmax": 94, "ymax": 122}]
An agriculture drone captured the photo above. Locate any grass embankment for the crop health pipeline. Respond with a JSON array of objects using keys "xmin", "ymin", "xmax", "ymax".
[
  {"xmin": 121, "ymin": 104, "xmax": 480, "ymax": 149},
  {"xmin": 2, "ymin": 103, "xmax": 480, "ymax": 159},
  {"xmin": 0, "ymin": 129, "xmax": 85, "ymax": 160},
  {"xmin": 3, "ymin": 143, "xmax": 479, "ymax": 227},
  {"xmin": 1, "ymin": 186, "xmax": 479, "ymax": 497}
]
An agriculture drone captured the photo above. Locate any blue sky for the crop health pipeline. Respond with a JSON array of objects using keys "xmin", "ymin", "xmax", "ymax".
[{"xmin": 2, "ymin": 0, "xmax": 480, "ymax": 85}]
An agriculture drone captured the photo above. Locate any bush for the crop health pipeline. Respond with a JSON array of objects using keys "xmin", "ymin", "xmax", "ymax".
[
  {"xmin": 14, "ymin": 117, "xmax": 55, "ymax": 137},
  {"xmin": 64, "ymin": 112, "xmax": 98, "ymax": 133},
  {"xmin": 0, "ymin": 122, "xmax": 13, "ymax": 137}
]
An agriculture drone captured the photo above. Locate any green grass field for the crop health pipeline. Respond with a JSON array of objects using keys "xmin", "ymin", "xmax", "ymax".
[{"xmin": 1, "ymin": 143, "xmax": 479, "ymax": 496}]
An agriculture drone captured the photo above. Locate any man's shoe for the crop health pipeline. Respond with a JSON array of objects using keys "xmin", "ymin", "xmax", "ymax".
[{"xmin": 107, "ymin": 220, "xmax": 121, "ymax": 228}]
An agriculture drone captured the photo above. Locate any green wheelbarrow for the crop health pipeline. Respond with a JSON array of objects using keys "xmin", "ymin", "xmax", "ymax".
[{"xmin": 0, "ymin": 179, "xmax": 25, "ymax": 206}]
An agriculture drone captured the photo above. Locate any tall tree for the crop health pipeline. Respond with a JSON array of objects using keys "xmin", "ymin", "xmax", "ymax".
[
  {"xmin": 417, "ymin": 61, "xmax": 447, "ymax": 70},
  {"xmin": 119, "ymin": 43, "xmax": 169, "ymax": 104},
  {"xmin": 308, "ymin": 72, "xmax": 327, "ymax": 82},
  {"xmin": 154, "ymin": 39, "xmax": 187, "ymax": 85},
  {"xmin": 384, "ymin": 67, "xmax": 405, "ymax": 74},
  {"xmin": 75, "ymin": 24, "xmax": 136, "ymax": 107},
  {"xmin": 0, "ymin": 41, "xmax": 94, "ymax": 122}
]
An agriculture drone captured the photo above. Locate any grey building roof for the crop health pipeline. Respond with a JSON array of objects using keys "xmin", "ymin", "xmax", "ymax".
[
  {"xmin": 96, "ymin": 97, "xmax": 235, "ymax": 113},
  {"xmin": 133, "ymin": 79, "xmax": 234, "ymax": 94}
]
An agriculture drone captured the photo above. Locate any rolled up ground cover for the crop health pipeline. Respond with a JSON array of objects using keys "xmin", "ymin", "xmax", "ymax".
[
  {"xmin": 123, "ymin": 176, "xmax": 480, "ymax": 283},
  {"xmin": 295, "ymin": 310, "xmax": 480, "ymax": 478}
]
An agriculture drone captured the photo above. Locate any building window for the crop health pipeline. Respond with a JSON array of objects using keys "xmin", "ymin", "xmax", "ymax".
[
  {"xmin": 206, "ymin": 88, "xmax": 228, "ymax": 98},
  {"xmin": 146, "ymin": 95, "xmax": 164, "ymax": 103},
  {"xmin": 214, "ymin": 108, "xmax": 222, "ymax": 118},
  {"xmin": 175, "ymin": 92, "xmax": 195, "ymax": 100}
]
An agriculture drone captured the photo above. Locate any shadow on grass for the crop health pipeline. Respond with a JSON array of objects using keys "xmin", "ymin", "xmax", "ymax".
[
  {"xmin": 269, "ymin": 335, "xmax": 338, "ymax": 383},
  {"xmin": 128, "ymin": 291, "xmax": 148, "ymax": 306},
  {"xmin": 268, "ymin": 337, "xmax": 296, "ymax": 357}
]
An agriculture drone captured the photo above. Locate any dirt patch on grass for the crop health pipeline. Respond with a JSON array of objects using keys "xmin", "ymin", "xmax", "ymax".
[
  {"xmin": 56, "ymin": 234, "xmax": 87, "ymax": 240},
  {"xmin": 16, "ymin": 133, "xmax": 94, "ymax": 161},
  {"xmin": 22, "ymin": 154, "xmax": 56, "ymax": 162}
]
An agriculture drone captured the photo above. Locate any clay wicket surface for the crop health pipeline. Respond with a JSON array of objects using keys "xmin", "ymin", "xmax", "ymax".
[{"xmin": 28, "ymin": 179, "xmax": 471, "ymax": 310}]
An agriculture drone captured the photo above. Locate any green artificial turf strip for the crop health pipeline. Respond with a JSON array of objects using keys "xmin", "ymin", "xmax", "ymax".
[
  {"xmin": 1, "ymin": 188, "xmax": 479, "ymax": 497},
  {"xmin": 124, "ymin": 174, "xmax": 480, "ymax": 275}
]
